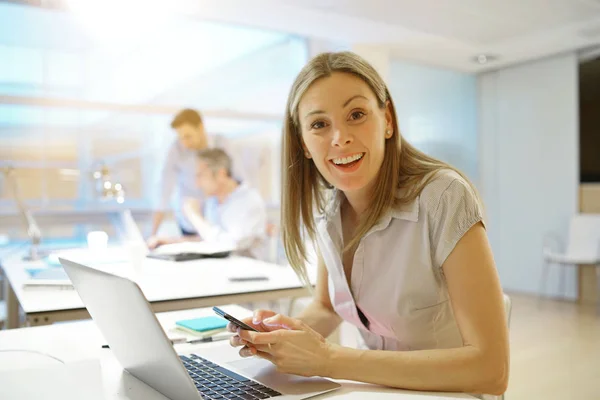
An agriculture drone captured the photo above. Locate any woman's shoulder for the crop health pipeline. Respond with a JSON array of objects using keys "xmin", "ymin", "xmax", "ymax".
[
  {"xmin": 418, "ymin": 169, "xmax": 479, "ymax": 212},
  {"xmin": 417, "ymin": 170, "xmax": 485, "ymax": 268}
]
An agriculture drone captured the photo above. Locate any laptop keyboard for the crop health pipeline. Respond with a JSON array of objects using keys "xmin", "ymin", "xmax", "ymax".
[{"xmin": 180, "ymin": 354, "xmax": 282, "ymax": 400}]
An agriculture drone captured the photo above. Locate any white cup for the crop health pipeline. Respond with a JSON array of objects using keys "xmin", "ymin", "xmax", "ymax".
[
  {"xmin": 126, "ymin": 241, "xmax": 147, "ymax": 281},
  {"xmin": 87, "ymin": 231, "xmax": 108, "ymax": 252}
]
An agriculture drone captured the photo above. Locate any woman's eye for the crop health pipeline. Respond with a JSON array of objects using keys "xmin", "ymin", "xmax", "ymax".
[
  {"xmin": 311, "ymin": 121, "xmax": 326, "ymax": 129},
  {"xmin": 349, "ymin": 111, "xmax": 365, "ymax": 121}
]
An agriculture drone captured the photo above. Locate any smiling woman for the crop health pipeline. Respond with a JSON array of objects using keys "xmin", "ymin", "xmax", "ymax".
[
  {"xmin": 229, "ymin": 51, "xmax": 509, "ymax": 398},
  {"xmin": 297, "ymin": 73, "xmax": 392, "ymax": 212}
]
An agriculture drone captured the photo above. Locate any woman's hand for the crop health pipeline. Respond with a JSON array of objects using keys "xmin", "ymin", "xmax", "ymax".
[
  {"xmin": 235, "ymin": 314, "xmax": 334, "ymax": 378},
  {"xmin": 228, "ymin": 309, "xmax": 278, "ymax": 347},
  {"xmin": 228, "ymin": 309, "xmax": 277, "ymax": 349}
]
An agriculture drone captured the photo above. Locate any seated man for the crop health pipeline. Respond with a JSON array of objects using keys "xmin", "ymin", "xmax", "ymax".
[{"xmin": 151, "ymin": 148, "xmax": 267, "ymax": 259}]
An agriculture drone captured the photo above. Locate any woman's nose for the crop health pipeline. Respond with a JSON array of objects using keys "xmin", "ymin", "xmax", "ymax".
[{"xmin": 331, "ymin": 126, "xmax": 353, "ymax": 147}]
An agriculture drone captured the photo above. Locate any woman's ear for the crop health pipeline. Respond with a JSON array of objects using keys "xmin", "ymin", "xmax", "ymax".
[
  {"xmin": 384, "ymin": 100, "xmax": 394, "ymax": 139},
  {"xmin": 301, "ymin": 140, "xmax": 312, "ymax": 159}
]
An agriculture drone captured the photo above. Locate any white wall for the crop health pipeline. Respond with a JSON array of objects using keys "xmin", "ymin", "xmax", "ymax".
[
  {"xmin": 352, "ymin": 44, "xmax": 391, "ymax": 82},
  {"xmin": 389, "ymin": 60, "xmax": 479, "ymax": 183},
  {"xmin": 478, "ymin": 53, "xmax": 579, "ymax": 299}
]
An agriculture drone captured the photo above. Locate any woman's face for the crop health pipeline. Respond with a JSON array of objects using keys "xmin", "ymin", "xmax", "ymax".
[{"xmin": 298, "ymin": 72, "xmax": 393, "ymax": 196}]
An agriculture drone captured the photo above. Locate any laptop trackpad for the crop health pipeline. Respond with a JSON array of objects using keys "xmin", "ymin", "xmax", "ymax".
[
  {"xmin": 227, "ymin": 357, "xmax": 271, "ymax": 372},
  {"xmin": 227, "ymin": 358, "xmax": 338, "ymax": 395}
]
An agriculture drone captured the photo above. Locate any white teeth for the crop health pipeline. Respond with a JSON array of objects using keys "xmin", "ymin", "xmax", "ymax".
[{"xmin": 333, "ymin": 153, "xmax": 363, "ymax": 165}]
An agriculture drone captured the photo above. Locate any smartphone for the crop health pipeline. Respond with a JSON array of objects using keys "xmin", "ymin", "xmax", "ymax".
[{"xmin": 213, "ymin": 306, "xmax": 259, "ymax": 332}]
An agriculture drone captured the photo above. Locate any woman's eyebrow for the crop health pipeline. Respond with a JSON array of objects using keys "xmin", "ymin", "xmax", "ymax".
[
  {"xmin": 303, "ymin": 94, "xmax": 368, "ymax": 119},
  {"xmin": 343, "ymin": 94, "xmax": 368, "ymax": 107}
]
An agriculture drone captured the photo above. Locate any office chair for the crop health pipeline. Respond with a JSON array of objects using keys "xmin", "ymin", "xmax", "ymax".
[
  {"xmin": 539, "ymin": 214, "xmax": 600, "ymax": 303},
  {"xmin": 0, "ymin": 300, "xmax": 5, "ymax": 330}
]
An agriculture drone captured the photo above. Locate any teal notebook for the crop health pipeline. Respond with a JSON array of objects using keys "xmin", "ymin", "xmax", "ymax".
[{"xmin": 175, "ymin": 316, "xmax": 228, "ymax": 333}]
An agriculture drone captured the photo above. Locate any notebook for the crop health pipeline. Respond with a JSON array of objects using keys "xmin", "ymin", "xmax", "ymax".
[
  {"xmin": 23, "ymin": 267, "xmax": 73, "ymax": 289},
  {"xmin": 148, "ymin": 241, "xmax": 234, "ymax": 262},
  {"xmin": 175, "ymin": 316, "xmax": 228, "ymax": 338}
]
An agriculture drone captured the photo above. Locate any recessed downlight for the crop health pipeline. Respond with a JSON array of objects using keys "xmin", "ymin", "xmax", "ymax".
[{"xmin": 473, "ymin": 54, "xmax": 498, "ymax": 64}]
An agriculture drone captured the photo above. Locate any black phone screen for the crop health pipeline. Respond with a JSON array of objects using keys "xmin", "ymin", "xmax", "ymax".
[{"xmin": 213, "ymin": 306, "xmax": 259, "ymax": 332}]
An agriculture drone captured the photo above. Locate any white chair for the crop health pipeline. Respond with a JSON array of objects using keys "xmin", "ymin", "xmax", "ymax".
[
  {"xmin": 503, "ymin": 293, "xmax": 512, "ymax": 330},
  {"xmin": 0, "ymin": 271, "xmax": 5, "ymax": 330},
  {"xmin": 0, "ymin": 300, "xmax": 5, "ymax": 330},
  {"xmin": 539, "ymin": 214, "xmax": 600, "ymax": 301}
]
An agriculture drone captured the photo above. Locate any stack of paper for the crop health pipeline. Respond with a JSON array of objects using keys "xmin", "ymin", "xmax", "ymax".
[
  {"xmin": 174, "ymin": 316, "xmax": 229, "ymax": 339},
  {"xmin": 23, "ymin": 267, "xmax": 72, "ymax": 289}
]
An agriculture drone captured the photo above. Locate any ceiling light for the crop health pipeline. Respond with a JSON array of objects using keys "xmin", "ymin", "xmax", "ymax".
[
  {"xmin": 64, "ymin": 0, "xmax": 177, "ymax": 44},
  {"xmin": 473, "ymin": 54, "xmax": 498, "ymax": 65}
]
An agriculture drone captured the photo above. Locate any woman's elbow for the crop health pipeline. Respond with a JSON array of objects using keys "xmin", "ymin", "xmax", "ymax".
[
  {"xmin": 483, "ymin": 364, "xmax": 509, "ymax": 396},
  {"xmin": 477, "ymin": 353, "xmax": 509, "ymax": 396}
]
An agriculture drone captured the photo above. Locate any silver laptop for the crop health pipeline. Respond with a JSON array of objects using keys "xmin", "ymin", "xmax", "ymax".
[
  {"xmin": 115, "ymin": 209, "xmax": 150, "ymax": 253},
  {"xmin": 116, "ymin": 209, "xmax": 234, "ymax": 259},
  {"xmin": 59, "ymin": 257, "xmax": 340, "ymax": 400}
]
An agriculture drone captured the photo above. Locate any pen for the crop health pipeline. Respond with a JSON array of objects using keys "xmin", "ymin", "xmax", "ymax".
[
  {"xmin": 187, "ymin": 335, "xmax": 231, "ymax": 344},
  {"xmin": 101, "ymin": 335, "xmax": 231, "ymax": 349},
  {"xmin": 101, "ymin": 338, "xmax": 186, "ymax": 348}
]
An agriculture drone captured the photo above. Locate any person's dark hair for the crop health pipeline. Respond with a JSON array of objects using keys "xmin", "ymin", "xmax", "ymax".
[{"xmin": 171, "ymin": 109, "xmax": 203, "ymax": 128}]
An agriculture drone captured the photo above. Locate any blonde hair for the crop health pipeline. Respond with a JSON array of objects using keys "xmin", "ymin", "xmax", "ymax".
[{"xmin": 281, "ymin": 51, "xmax": 477, "ymax": 287}]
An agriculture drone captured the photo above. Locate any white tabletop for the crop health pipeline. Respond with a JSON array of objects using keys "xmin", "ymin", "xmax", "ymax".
[
  {"xmin": 2, "ymin": 247, "xmax": 311, "ymax": 314},
  {"xmin": 0, "ymin": 305, "xmax": 474, "ymax": 400}
]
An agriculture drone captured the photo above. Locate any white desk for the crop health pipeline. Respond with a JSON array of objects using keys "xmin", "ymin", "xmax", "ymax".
[
  {"xmin": 2, "ymin": 247, "xmax": 311, "ymax": 329},
  {"xmin": 0, "ymin": 305, "xmax": 474, "ymax": 400}
]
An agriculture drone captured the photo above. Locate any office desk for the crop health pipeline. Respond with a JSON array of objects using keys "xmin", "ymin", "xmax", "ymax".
[
  {"xmin": 0, "ymin": 305, "xmax": 474, "ymax": 400},
  {"xmin": 1, "ymin": 248, "xmax": 311, "ymax": 329}
]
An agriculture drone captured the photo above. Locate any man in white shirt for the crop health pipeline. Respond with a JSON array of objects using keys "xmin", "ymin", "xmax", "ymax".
[
  {"xmin": 148, "ymin": 109, "xmax": 239, "ymax": 248},
  {"xmin": 151, "ymin": 148, "xmax": 267, "ymax": 259}
]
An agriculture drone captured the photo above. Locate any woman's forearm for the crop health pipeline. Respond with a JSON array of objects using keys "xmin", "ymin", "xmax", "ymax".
[
  {"xmin": 296, "ymin": 300, "xmax": 342, "ymax": 339},
  {"xmin": 327, "ymin": 344, "xmax": 508, "ymax": 396}
]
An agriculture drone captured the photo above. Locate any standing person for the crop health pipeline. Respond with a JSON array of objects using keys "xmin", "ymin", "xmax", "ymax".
[
  {"xmin": 148, "ymin": 109, "xmax": 233, "ymax": 249},
  {"xmin": 227, "ymin": 52, "xmax": 509, "ymax": 397}
]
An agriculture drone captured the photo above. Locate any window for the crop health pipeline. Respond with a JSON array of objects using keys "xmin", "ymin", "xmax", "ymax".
[{"xmin": 0, "ymin": 2, "xmax": 307, "ymax": 214}]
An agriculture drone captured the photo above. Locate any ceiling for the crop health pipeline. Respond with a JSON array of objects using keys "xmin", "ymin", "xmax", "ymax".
[
  {"xmin": 6, "ymin": 0, "xmax": 600, "ymax": 72},
  {"xmin": 178, "ymin": 0, "xmax": 600, "ymax": 72},
  {"xmin": 0, "ymin": 1, "xmax": 301, "ymax": 133}
]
